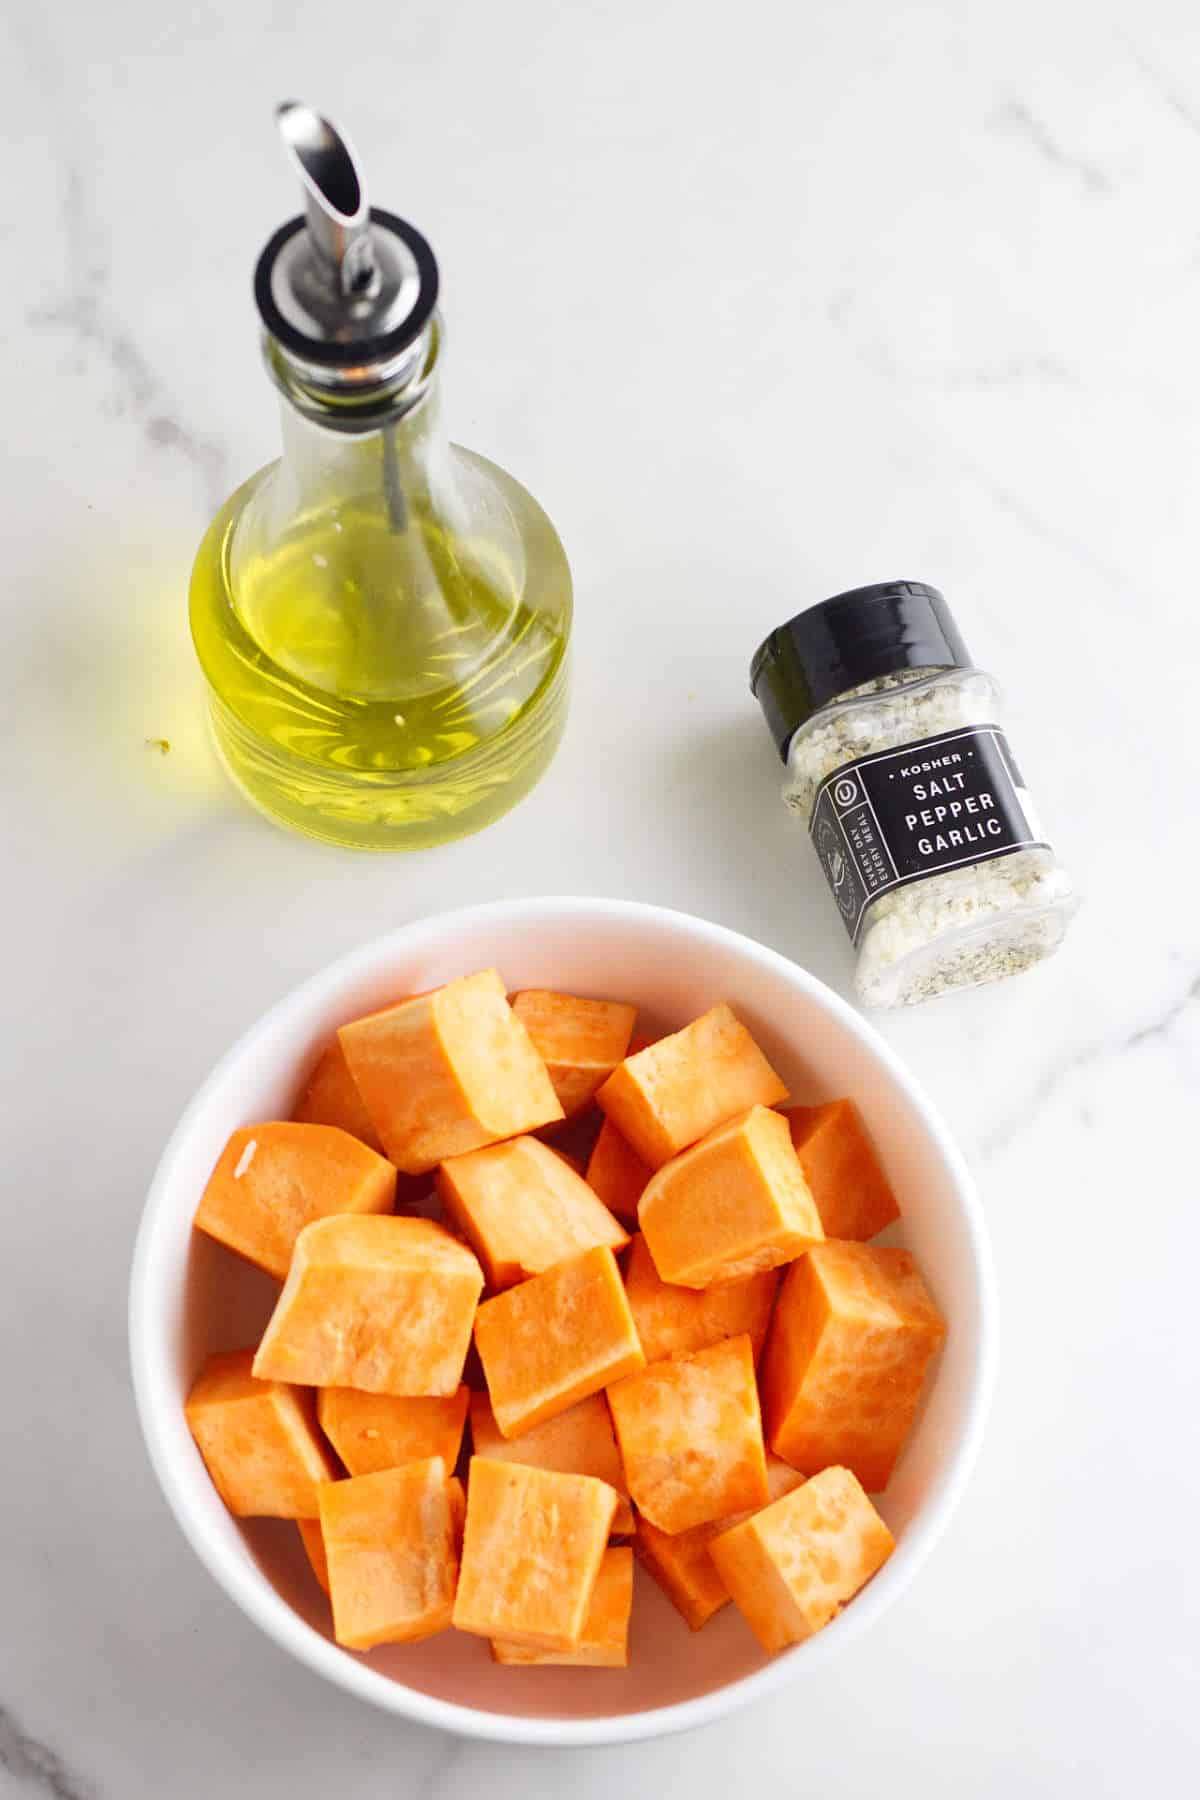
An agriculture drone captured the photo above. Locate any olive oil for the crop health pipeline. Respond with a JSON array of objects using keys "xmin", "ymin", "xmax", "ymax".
[
  {"xmin": 190, "ymin": 102, "xmax": 572, "ymax": 850},
  {"xmin": 191, "ymin": 446, "xmax": 570, "ymax": 849}
]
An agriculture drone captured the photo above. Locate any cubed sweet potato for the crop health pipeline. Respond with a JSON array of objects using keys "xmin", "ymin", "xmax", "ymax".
[
  {"xmin": 292, "ymin": 1041, "xmax": 384, "ymax": 1154},
  {"xmin": 319, "ymin": 1458, "xmax": 459, "ymax": 1649},
  {"xmin": 635, "ymin": 1456, "xmax": 806, "ymax": 1630},
  {"xmin": 437, "ymin": 1135, "xmax": 627, "ymax": 1289},
  {"xmin": 473, "ymin": 1246, "xmax": 644, "ymax": 1438},
  {"xmin": 761, "ymin": 1242, "xmax": 945, "ymax": 1490},
  {"xmin": 623, "ymin": 1232, "xmax": 778, "ymax": 1363},
  {"xmin": 297, "ymin": 1516, "xmax": 330, "ymax": 1594},
  {"xmin": 607, "ymin": 1334, "xmax": 768, "ymax": 1535},
  {"xmin": 709, "ymin": 1466, "xmax": 894, "ymax": 1651},
  {"xmin": 491, "ymin": 1546, "xmax": 633, "ymax": 1665},
  {"xmin": 469, "ymin": 1391, "xmax": 634, "ymax": 1534},
  {"xmin": 510, "ymin": 991, "xmax": 637, "ymax": 1117},
  {"xmin": 596, "ymin": 1004, "xmax": 787, "ymax": 1169},
  {"xmin": 193, "ymin": 1122, "xmax": 396, "ymax": 1281},
  {"xmin": 184, "ymin": 1349, "xmax": 335, "ymax": 1518},
  {"xmin": 784, "ymin": 1100, "xmax": 900, "ymax": 1241},
  {"xmin": 253, "ymin": 1216, "xmax": 483, "ymax": 1396},
  {"xmin": 585, "ymin": 1119, "xmax": 652, "ymax": 1225},
  {"xmin": 639, "ymin": 1106, "xmax": 823, "ymax": 1288},
  {"xmin": 317, "ymin": 1385, "xmax": 469, "ymax": 1476},
  {"xmin": 448, "ymin": 1474, "xmax": 466, "ymax": 1551},
  {"xmin": 338, "ymin": 970, "xmax": 563, "ymax": 1173},
  {"xmin": 452, "ymin": 1457, "xmax": 617, "ymax": 1650}
]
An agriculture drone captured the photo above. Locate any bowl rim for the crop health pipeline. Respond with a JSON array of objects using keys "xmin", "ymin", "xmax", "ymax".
[{"xmin": 128, "ymin": 895, "xmax": 996, "ymax": 1746}]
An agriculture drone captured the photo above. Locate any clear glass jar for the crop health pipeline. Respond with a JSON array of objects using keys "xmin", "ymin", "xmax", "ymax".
[
  {"xmin": 191, "ymin": 325, "xmax": 571, "ymax": 851},
  {"xmin": 752, "ymin": 583, "xmax": 1076, "ymax": 1008},
  {"xmin": 189, "ymin": 103, "xmax": 571, "ymax": 851}
]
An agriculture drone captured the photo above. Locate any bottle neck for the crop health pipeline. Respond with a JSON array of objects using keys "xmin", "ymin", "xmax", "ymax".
[{"xmin": 268, "ymin": 322, "xmax": 461, "ymax": 530}]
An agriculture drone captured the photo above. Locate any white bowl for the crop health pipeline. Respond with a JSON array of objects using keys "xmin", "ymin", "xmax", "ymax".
[{"xmin": 129, "ymin": 897, "xmax": 994, "ymax": 1745}]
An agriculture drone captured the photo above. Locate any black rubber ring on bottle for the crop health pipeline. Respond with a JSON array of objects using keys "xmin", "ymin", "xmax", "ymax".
[{"xmin": 254, "ymin": 207, "xmax": 440, "ymax": 369}]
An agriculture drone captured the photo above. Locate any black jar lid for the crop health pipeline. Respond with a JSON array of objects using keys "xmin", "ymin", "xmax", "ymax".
[{"xmin": 749, "ymin": 580, "xmax": 973, "ymax": 762}]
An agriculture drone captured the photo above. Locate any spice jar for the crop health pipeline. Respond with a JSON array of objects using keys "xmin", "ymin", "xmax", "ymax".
[{"xmin": 750, "ymin": 580, "xmax": 1075, "ymax": 1007}]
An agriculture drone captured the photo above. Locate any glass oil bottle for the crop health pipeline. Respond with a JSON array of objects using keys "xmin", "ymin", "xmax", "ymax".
[{"xmin": 190, "ymin": 104, "xmax": 572, "ymax": 850}]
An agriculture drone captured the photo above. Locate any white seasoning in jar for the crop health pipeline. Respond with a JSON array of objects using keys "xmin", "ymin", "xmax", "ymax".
[{"xmin": 751, "ymin": 582, "xmax": 1075, "ymax": 1008}]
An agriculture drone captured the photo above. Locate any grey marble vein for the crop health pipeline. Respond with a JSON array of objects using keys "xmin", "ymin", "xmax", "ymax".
[
  {"xmin": 989, "ymin": 100, "xmax": 1111, "ymax": 193},
  {"xmin": 0, "ymin": 1706, "xmax": 94, "ymax": 1800},
  {"xmin": 940, "ymin": 354, "xmax": 1074, "ymax": 390},
  {"xmin": 1131, "ymin": 52, "xmax": 1200, "ymax": 140},
  {"xmin": 974, "ymin": 966, "xmax": 1200, "ymax": 1163},
  {"xmin": 13, "ymin": 18, "xmax": 229, "ymax": 515},
  {"xmin": 1121, "ymin": 966, "xmax": 1200, "ymax": 1051},
  {"xmin": 958, "ymin": 456, "xmax": 1142, "ymax": 596}
]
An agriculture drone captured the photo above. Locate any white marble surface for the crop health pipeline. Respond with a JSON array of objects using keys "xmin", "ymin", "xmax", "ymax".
[{"xmin": 3, "ymin": 0, "xmax": 1198, "ymax": 1792}]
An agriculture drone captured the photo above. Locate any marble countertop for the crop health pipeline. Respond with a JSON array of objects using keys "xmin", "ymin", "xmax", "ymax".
[{"xmin": 4, "ymin": 0, "xmax": 1198, "ymax": 1793}]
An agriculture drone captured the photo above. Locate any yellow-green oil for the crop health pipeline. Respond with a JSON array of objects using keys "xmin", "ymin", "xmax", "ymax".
[{"xmin": 190, "ymin": 447, "xmax": 571, "ymax": 850}]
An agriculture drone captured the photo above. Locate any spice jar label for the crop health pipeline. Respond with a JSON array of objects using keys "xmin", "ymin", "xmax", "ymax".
[{"xmin": 808, "ymin": 724, "xmax": 1047, "ymax": 945}]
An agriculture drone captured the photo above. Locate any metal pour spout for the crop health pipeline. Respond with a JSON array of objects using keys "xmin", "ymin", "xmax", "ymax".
[{"xmin": 276, "ymin": 101, "xmax": 378, "ymax": 297}]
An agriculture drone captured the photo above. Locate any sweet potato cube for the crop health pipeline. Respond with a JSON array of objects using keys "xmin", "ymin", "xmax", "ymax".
[
  {"xmin": 317, "ymin": 1385, "xmax": 469, "ymax": 1476},
  {"xmin": 585, "ymin": 1118, "xmax": 652, "ymax": 1225},
  {"xmin": 438, "ymin": 1135, "xmax": 627, "ymax": 1289},
  {"xmin": 784, "ymin": 1100, "xmax": 900, "ymax": 1242},
  {"xmin": 624, "ymin": 1232, "xmax": 778, "ymax": 1363},
  {"xmin": 635, "ymin": 1456, "xmax": 806, "ymax": 1630},
  {"xmin": 319, "ymin": 1458, "xmax": 459, "ymax": 1649},
  {"xmin": 762, "ymin": 1242, "xmax": 946, "ymax": 1490},
  {"xmin": 292, "ymin": 1040, "xmax": 384, "ymax": 1154},
  {"xmin": 608, "ymin": 1334, "xmax": 768, "ymax": 1535},
  {"xmin": 297, "ymin": 1517, "xmax": 330, "ymax": 1594},
  {"xmin": 469, "ymin": 1392, "xmax": 634, "ymax": 1534},
  {"xmin": 510, "ymin": 990, "xmax": 637, "ymax": 1117},
  {"xmin": 253, "ymin": 1216, "xmax": 483, "ymax": 1396},
  {"xmin": 338, "ymin": 969, "xmax": 563, "ymax": 1174},
  {"xmin": 596, "ymin": 1003, "xmax": 788, "ymax": 1170},
  {"xmin": 710, "ymin": 1466, "xmax": 894, "ymax": 1651},
  {"xmin": 193, "ymin": 1122, "xmax": 396, "ymax": 1281},
  {"xmin": 447, "ymin": 1475, "xmax": 466, "ymax": 1551},
  {"xmin": 184, "ymin": 1349, "xmax": 335, "ymax": 1518},
  {"xmin": 453, "ymin": 1458, "xmax": 617, "ymax": 1650},
  {"xmin": 474, "ymin": 1247, "xmax": 644, "ymax": 1437},
  {"xmin": 491, "ymin": 1546, "xmax": 634, "ymax": 1665},
  {"xmin": 639, "ymin": 1106, "xmax": 823, "ymax": 1289},
  {"xmin": 635, "ymin": 1513, "xmax": 728, "ymax": 1632}
]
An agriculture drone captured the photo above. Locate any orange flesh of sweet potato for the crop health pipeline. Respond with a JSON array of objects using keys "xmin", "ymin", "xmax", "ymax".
[
  {"xmin": 762, "ymin": 1241, "xmax": 946, "ymax": 1491},
  {"xmin": 607, "ymin": 1333, "xmax": 769, "ymax": 1536},
  {"xmin": 447, "ymin": 1474, "xmax": 466, "ymax": 1552},
  {"xmin": 292, "ymin": 1041, "xmax": 384, "ymax": 1154},
  {"xmin": 638, "ymin": 1105, "xmax": 823, "ymax": 1288},
  {"xmin": 317, "ymin": 1385, "xmax": 469, "ymax": 1477},
  {"xmin": 469, "ymin": 1391, "xmax": 634, "ymax": 1534},
  {"xmin": 596, "ymin": 1004, "xmax": 788, "ymax": 1170},
  {"xmin": 338, "ymin": 969, "xmax": 563, "ymax": 1174},
  {"xmin": 452, "ymin": 1457, "xmax": 617, "ymax": 1651},
  {"xmin": 473, "ymin": 1247, "xmax": 645, "ymax": 1438},
  {"xmin": 784, "ymin": 1100, "xmax": 900, "ymax": 1242},
  {"xmin": 184, "ymin": 1349, "xmax": 336, "ymax": 1518},
  {"xmin": 437, "ymin": 1135, "xmax": 627, "ymax": 1290},
  {"xmin": 297, "ymin": 1516, "xmax": 330, "ymax": 1594},
  {"xmin": 319, "ymin": 1458, "xmax": 459, "ymax": 1650},
  {"xmin": 634, "ymin": 1455, "xmax": 805, "ymax": 1630},
  {"xmin": 253, "ymin": 1215, "xmax": 483, "ymax": 1396},
  {"xmin": 510, "ymin": 991, "xmax": 637, "ymax": 1118},
  {"xmin": 709, "ymin": 1465, "xmax": 894, "ymax": 1652},
  {"xmin": 193, "ymin": 1122, "xmax": 396, "ymax": 1281},
  {"xmin": 623, "ymin": 1232, "xmax": 778, "ymax": 1363},
  {"xmin": 490, "ymin": 1545, "xmax": 634, "ymax": 1665},
  {"xmin": 585, "ymin": 1118, "xmax": 652, "ymax": 1225}
]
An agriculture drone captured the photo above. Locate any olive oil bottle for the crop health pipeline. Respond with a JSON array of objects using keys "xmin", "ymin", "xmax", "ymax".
[{"xmin": 190, "ymin": 104, "xmax": 571, "ymax": 850}]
